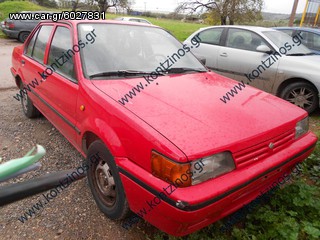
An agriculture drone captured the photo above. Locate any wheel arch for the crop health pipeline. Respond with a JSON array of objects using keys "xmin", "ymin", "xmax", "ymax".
[
  {"xmin": 276, "ymin": 78, "xmax": 319, "ymax": 98},
  {"xmin": 14, "ymin": 74, "xmax": 22, "ymax": 88},
  {"xmin": 81, "ymin": 124, "xmax": 126, "ymax": 158}
]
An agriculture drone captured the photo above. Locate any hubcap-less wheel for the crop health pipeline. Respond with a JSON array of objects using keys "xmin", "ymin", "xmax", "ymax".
[
  {"xmin": 286, "ymin": 87, "xmax": 314, "ymax": 109},
  {"xmin": 95, "ymin": 161, "xmax": 116, "ymax": 207},
  {"xmin": 86, "ymin": 140, "xmax": 130, "ymax": 220}
]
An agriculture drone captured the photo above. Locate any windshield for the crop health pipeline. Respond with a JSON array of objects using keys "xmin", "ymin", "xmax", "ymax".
[
  {"xmin": 78, "ymin": 23, "xmax": 206, "ymax": 79},
  {"xmin": 263, "ymin": 31, "xmax": 313, "ymax": 55}
]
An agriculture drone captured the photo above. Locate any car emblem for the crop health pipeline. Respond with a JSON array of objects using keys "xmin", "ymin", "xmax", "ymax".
[{"xmin": 269, "ymin": 143, "xmax": 275, "ymax": 149}]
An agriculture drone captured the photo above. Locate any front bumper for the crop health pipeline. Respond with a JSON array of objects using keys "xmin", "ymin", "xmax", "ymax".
[{"xmin": 118, "ymin": 132, "xmax": 317, "ymax": 236}]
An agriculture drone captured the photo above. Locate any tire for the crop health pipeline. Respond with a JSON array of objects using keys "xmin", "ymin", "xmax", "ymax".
[
  {"xmin": 18, "ymin": 32, "xmax": 30, "ymax": 43},
  {"xmin": 20, "ymin": 83, "xmax": 41, "ymax": 118},
  {"xmin": 280, "ymin": 82, "xmax": 318, "ymax": 114},
  {"xmin": 86, "ymin": 140, "xmax": 130, "ymax": 220}
]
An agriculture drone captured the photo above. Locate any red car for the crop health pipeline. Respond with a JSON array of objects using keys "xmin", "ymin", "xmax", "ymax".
[{"xmin": 11, "ymin": 20, "xmax": 317, "ymax": 236}]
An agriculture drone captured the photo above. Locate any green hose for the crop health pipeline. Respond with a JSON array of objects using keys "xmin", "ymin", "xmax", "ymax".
[{"xmin": 0, "ymin": 145, "xmax": 45, "ymax": 179}]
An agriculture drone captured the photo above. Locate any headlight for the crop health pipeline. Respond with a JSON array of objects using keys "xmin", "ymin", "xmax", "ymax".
[
  {"xmin": 151, "ymin": 151, "xmax": 235, "ymax": 187},
  {"xmin": 295, "ymin": 117, "xmax": 309, "ymax": 139},
  {"xmin": 191, "ymin": 152, "xmax": 235, "ymax": 185}
]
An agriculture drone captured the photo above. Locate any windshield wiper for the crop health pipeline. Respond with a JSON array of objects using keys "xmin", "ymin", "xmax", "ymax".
[
  {"xmin": 166, "ymin": 68, "xmax": 207, "ymax": 74},
  {"xmin": 89, "ymin": 70, "xmax": 157, "ymax": 79},
  {"xmin": 286, "ymin": 53, "xmax": 315, "ymax": 56}
]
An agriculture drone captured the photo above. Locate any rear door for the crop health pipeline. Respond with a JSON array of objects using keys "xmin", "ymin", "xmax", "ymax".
[
  {"xmin": 189, "ymin": 28, "xmax": 228, "ymax": 77},
  {"xmin": 22, "ymin": 23, "xmax": 79, "ymax": 145},
  {"xmin": 39, "ymin": 24, "xmax": 80, "ymax": 145}
]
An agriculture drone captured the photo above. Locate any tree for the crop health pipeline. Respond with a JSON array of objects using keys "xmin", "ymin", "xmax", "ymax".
[
  {"xmin": 176, "ymin": 0, "xmax": 263, "ymax": 25},
  {"xmin": 94, "ymin": 0, "xmax": 131, "ymax": 13},
  {"xmin": 37, "ymin": 0, "xmax": 58, "ymax": 8}
]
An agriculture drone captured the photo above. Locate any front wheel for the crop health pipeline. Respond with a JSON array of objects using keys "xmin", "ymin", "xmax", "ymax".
[
  {"xmin": 280, "ymin": 82, "xmax": 318, "ymax": 114},
  {"xmin": 86, "ymin": 140, "xmax": 130, "ymax": 220}
]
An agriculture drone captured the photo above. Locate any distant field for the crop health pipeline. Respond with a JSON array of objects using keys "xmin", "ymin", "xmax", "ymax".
[{"xmin": 0, "ymin": 1, "xmax": 209, "ymax": 41}]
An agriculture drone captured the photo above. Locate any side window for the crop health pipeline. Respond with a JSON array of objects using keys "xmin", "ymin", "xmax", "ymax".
[
  {"xmin": 32, "ymin": 25, "xmax": 53, "ymax": 63},
  {"xmin": 312, "ymin": 33, "xmax": 320, "ymax": 51},
  {"xmin": 299, "ymin": 31, "xmax": 320, "ymax": 51},
  {"xmin": 279, "ymin": 29, "xmax": 294, "ymax": 36},
  {"xmin": 48, "ymin": 26, "xmax": 76, "ymax": 81},
  {"xmin": 25, "ymin": 28, "xmax": 40, "ymax": 57},
  {"xmin": 226, "ymin": 29, "xmax": 268, "ymax": 51},
  {"xmin": 197, "ymin": 28, "xmax": 223, "ymax": 45}
]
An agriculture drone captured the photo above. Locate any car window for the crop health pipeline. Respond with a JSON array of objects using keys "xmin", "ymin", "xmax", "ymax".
[
  {"xmin": 32, "ymin": 25, "xmax": 53, "ymax": 63},
  {"xmin": 78, "ymin": 23, "xmax": 206, "ymax": 78},
  {"xmin": 279, "ymin": 29, "xmax": 294, "ymax": 36},
  {"xmin": 25, "ymin": 28, "xmax": 40, "ymax": 57},
  {"xmin": 299, "ymin": 31, "xmax": 320, "ymax": 51},
  {"xmin": 226, "ymin": 28, "xmax": 268, "ymax": 51},
  {"xmin": 313, "ymin": 33, "xmax": 320, "ymax": 50},
  {"xmin": 48, "ymin": 26, "xmax": 76, "ymax": 81},
  {"xmin": 197, "ymin": 28, "xmax": 223, "ymax": 45}
]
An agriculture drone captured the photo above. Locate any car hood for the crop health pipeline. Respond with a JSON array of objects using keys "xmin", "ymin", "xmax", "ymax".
[
  {"xmin": 281, "ymin": 54, "xmax": 320, "ymax": 73},
  {"xmin": 92, "ymin": 72, "xmax": 305, "ymax": 159}
]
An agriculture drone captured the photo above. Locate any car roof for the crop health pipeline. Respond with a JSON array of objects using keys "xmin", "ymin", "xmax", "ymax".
[
  {"xmin": 198, "ymin": 25, "xmax": 278, "ymax": 34},
  {"xmin": 39, "ymin": 19, "xmax": 157, "ymax": 28},
  {"xmin": 274, "ymin": 26, "xmax": 320, "ymax": 34}
]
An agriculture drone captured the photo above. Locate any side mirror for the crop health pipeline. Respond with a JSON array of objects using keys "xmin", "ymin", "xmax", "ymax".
[
  {"xmin": 256, "ymin": 45, "xmax": 272, "ymax": 54},
  {"xmin": 197, "ymin": 56, "xmax": 206, "ymax": 65}
]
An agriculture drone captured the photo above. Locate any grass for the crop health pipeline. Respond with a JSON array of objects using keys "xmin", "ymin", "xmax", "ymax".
[
  {"xmin": 0, "ymin": 1, "xmax": 209, "ymax": 41},
  {"xmin": 0, "ymin": 1, "xmax": 51, "ymax": 21}
]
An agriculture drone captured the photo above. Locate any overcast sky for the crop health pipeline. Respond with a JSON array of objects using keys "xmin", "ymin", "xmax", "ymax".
[{"xmin": 132, "ymin": 0, "xmax": 308, "ymax": 14}]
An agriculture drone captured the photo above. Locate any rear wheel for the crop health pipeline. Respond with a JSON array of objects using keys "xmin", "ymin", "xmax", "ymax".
[
  {"xmin": 86, "ymin": 140, "xmax": 130, "ymax": 220},
  {"xmin": 280, "ymin": 82, "xmax": 318, "ymax": 114},
  {"xmin": 18, "ymin": 32, "xmax": 30, "ymax": 43},
  {"xmin": 20, "ymin": 83, "xmax": 40, "ymax": 118}
]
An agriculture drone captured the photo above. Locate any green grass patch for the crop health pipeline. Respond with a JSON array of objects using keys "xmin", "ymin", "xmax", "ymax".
[{"xmin": 0, "ymin": 1, "xmax": 51, "ymax": 21}]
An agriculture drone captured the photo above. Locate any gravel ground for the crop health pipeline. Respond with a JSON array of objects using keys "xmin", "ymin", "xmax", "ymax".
[{"xmin": 0, "ymin": 88, "xmax": 155, "ymax": 240}]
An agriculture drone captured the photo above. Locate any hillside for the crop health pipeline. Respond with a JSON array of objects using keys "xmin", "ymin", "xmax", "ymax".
[{"xmin": 0, "ymin": 1, "xmax": 52, "ymax": 21}]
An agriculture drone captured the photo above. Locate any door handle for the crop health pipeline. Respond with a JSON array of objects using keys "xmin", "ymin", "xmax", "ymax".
[
  {"xmin": 21, "ymin": 60, "xmax": 25, "ymax": 64},
  {"xmin": 220, "ymin": 53, "xmax": 228, "ymax": 57}
]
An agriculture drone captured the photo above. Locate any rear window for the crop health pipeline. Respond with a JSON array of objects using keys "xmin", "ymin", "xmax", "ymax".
[{"xmin": 32, "ymin": 25, "xmax": 53, "ymax": 63}]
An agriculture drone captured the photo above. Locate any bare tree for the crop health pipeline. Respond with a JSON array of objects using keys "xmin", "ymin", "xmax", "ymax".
[{"xmin": 177, "ymin": 0, "xmax": 263, "ymax": 25}]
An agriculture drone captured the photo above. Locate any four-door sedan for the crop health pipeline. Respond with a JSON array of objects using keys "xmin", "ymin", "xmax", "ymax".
[
  {"xmin": 11, "ymin": 20, "xmax": 317, "ymax": 236},
  {"xmin": 2, "ymin": 11, "xmax": 54, "ymax": 42},
  {"xmin": 275, "ymin": 27, "xmax": 320, "ymax": 54},
  {"xmin": 184, "ymin": 26, "xmax": 320, "ymax": 113}
]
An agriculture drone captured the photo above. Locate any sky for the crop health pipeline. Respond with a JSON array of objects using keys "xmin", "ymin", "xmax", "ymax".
[{"xmin": 132, "ymin": 0, "xmax": 308, "ymax": 14}]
